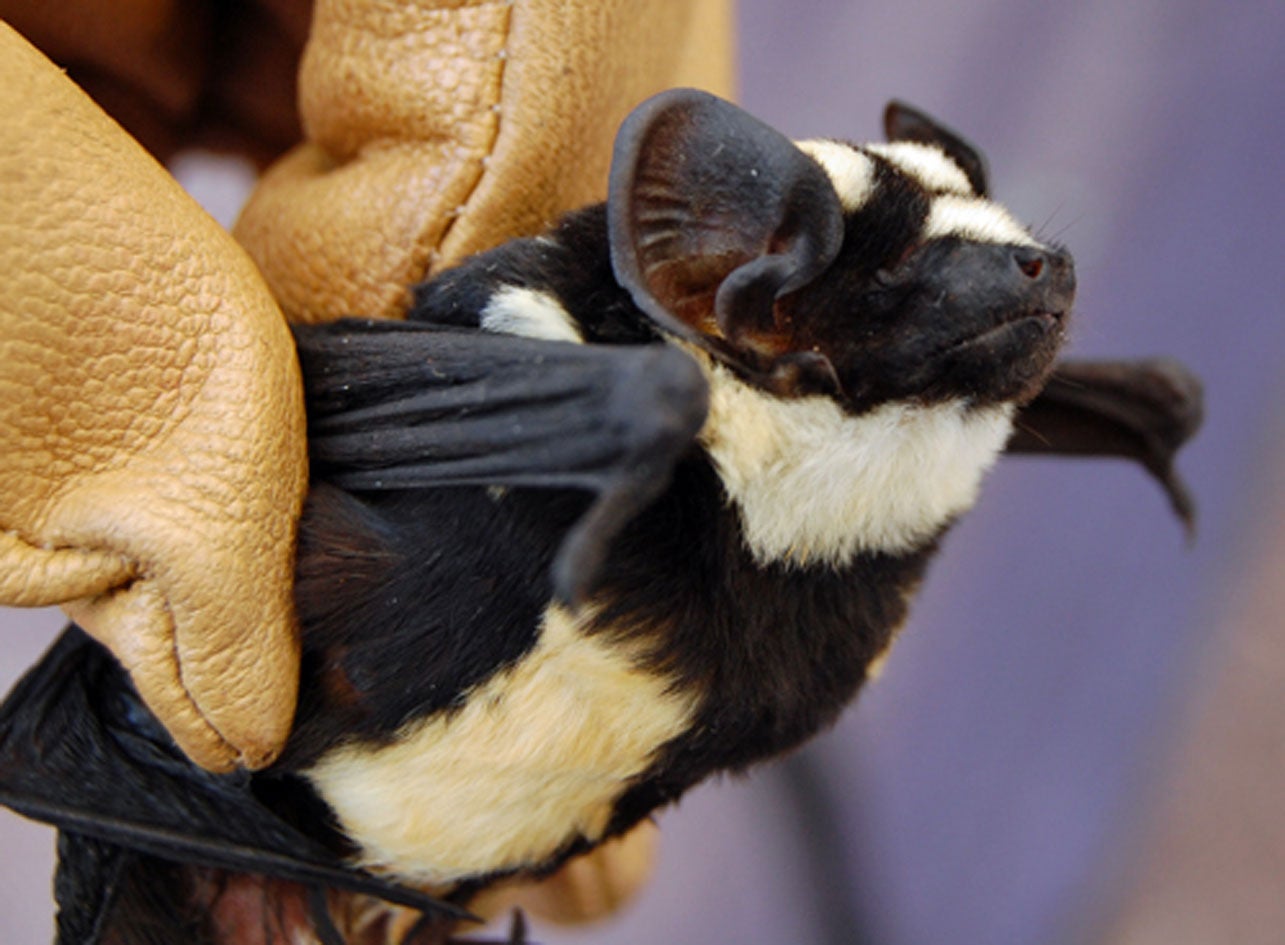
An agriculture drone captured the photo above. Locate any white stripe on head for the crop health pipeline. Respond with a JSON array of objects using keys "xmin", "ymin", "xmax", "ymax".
[
  {"xmin": 480, "ymin": 286, "xmax": 584, "ymax": 342},
  {"xmin": 796, "ymin": 140, "xmax": 877, "ymax": 211},
  {"xmin": 865, "ymin": 142, "xmax": 973, "ymax": 195},
  {"xmin": 924, "ymin": 195, "xmax": 1040, "ymax": 247},
  {"xmin": 697, "ymin": 360, "xmax": 1015, "ymax": 566}
]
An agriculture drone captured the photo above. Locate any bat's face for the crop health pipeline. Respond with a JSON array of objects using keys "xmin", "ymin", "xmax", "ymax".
[
  {"xmin": 610, "ymin": 93, "xmax": 1074, "ymax": 414},
  {"xmin": 786, "ymin": 137, "xmax": 1075, "ymax": 412},
  {"xmin": 608, "ymin": 92, "xmax": 1080, "ymax": 567}
]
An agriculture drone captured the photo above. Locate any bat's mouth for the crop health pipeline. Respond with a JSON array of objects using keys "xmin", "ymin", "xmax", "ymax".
[
  {"xmin": 930, "ymin": 307, "xmax": 1069, "ymax": 405},
  {"xmin": 948, "ymin": 310, "xmax": 1065, "ymax": 356}
]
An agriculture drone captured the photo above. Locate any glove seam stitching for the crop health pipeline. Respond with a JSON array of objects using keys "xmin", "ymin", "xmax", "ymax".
[{"xmin": 430, "ymin": 0, "xmax": 516, "ymax": 266}]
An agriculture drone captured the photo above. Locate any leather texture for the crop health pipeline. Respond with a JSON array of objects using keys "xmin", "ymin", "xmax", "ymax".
[
  {"xmin": 235, "ymin": 0, "xmax": 736, "ymax": 323},
  {"xmin": 1, "ymin": 0, "xmax": 732, "ymax": 921},
  {"xmin": 0, "ymin": 22, "xmax": 308, "ymax": 774}
]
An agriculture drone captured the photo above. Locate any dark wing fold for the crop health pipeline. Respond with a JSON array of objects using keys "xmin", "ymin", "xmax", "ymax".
[
  {"xmin": 1007, "ymin": 358, "xmax": 1204, "ymax": 532},
  {"xmin": 52, "ymin": 832, "xmax": 129, "ymax": 945},
  {"xmin": 0, "ymin": 627, "xmax": 466, "ymax": 933},
  {"xmin": 293, "ymin": 319, "xmax": 710, "ymax": 604}
]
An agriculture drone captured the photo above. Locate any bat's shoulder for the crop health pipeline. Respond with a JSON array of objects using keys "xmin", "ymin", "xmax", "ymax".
[{"xmin": 409, "ymin": 205, "xmax": 658, "ymax": 347}]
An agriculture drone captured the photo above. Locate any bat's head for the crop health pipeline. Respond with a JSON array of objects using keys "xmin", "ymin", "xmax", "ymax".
[{"xmin": 609, "ymin": 90, "xmax": 1075, "ymax": 414}]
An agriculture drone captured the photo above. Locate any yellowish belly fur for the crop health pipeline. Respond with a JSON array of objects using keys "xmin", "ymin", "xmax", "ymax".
[{"xmin": 303, "ymin": 606, "xmax": 695, "ymax": 886}]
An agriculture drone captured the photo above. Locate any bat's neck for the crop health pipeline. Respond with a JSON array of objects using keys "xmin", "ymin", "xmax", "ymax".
[{"xmin": 689, "ymin": 352, "xmax": 1015, "ymax": 566}]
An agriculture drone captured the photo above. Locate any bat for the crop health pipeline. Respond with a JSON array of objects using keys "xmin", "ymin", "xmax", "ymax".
[{"xmin": 0, "ymin": 90, "xmax": 1201, "ymax": 944}]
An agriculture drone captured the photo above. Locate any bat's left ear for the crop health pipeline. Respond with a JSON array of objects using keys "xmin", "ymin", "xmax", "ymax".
[
  {"xmin": 609, "ymin": 88, "xmax": 845, "ymax": 392},
  {"xmin": 884, "ymin": 100, "xmax": 990, "ymax": 197}
]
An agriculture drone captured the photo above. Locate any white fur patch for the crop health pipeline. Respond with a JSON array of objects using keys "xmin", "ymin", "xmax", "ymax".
[
  {"xmin": 865, "ymin": 141, "xmax": 974, "ymax": 195},
  {"xmin": 480, "ymin": 286, "xmax": 583, "ymax": 343},
  {"xmin": 925, "ymin": 194, "xmax": 1039, "ymax": 247},
  {"xmin": 304, "ymin": 607, "xmax": 694, "ymax": 886},
  {"xmin": 698, "ymin": 363, "xmax": 1015, "ymax": 565},
  {"xmin": 796, "ymin": 140, "xmax": 877, "ymax": 211}
]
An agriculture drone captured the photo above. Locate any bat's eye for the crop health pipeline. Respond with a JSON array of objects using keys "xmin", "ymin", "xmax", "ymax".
[{"xmin": 873, "ymin": 242, "xmax": 919, "ymax": 288}]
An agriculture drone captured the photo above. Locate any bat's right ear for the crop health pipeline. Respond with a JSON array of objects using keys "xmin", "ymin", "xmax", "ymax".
[
  {"xmin": 884, "ymin": 100, "xmax": 990, "ymax": 197},
  {"xmin": 608, "ymin": 89, "xmax": 845, "ymax": 389}
]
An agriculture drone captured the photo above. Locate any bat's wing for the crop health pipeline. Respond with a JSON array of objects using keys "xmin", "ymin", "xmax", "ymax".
[
  {"xmin": 293, "ymin": 319, "xmax": 710, "ymax": 604},
  {"xmin": 0, "ymin": 626, "xmax": 466, "ymax": 941},
  {"xmin": 1007, "ymin": 358, "xmax": 1204, "ymax": 532}
]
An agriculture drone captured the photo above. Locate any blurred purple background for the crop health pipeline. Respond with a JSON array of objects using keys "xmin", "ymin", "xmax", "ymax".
[{"xmin": 2, "ymin": 2, "xmax": 1282, "ymax": 943}]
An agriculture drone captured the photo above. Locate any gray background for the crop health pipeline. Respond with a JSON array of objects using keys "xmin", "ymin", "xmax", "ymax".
[{"xmin": 2, "ymin": 1, "xmax": 1282, "ymax": 943}]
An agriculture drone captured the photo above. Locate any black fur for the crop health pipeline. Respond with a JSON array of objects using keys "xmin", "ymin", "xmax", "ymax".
[
  {"xmin": 286, "ymin": 445, "xmax": 936, "ymax": 849},
  {"xmin": 591, "ymin": 458, "xmax": 936, "ymax": 833},
  {"xmin": 275, "ymin": 96, "xmax": 1075, "ymax": 869},
  {"xmin": 414, "ymin": 207, "xmax": 656, "ymax": 346},
  {"xmin": 0, "ymin": 91, "xmax": 1203, "ymax": 945},
  {"xmin": 419, "ymin": 163, "xmax": 1074, "ymax": 419},
  {"xmin": 285, "ymin": 483, "xmax": 583, "ymax": 767}
]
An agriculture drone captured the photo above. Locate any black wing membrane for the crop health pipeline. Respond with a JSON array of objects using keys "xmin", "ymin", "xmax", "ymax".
[
  {"xmin": 294, "ymin": 319, "xmax": 710, "ymax": 604},
  {"xmin": 0, "ymin": 627, "xmax": 467, "ymax": 943},
  {"xmin": 1007, "ymin": 358, "xmax": 1205, "ymax": 532}
]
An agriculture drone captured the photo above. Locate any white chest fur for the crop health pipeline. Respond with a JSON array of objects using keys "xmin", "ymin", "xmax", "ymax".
[
  {"xmin": 699, "ymin": 363, "xmax": 1015, "ymax": 565},
  {"xmin": 303, "ymin": 606, "xmax": 695, "ymax": 886}
]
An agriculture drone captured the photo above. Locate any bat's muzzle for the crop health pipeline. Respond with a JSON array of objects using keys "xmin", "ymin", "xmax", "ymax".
[{"xmin": 1012, "ymin": 244, "xmax": 1076, "ymax": 319}]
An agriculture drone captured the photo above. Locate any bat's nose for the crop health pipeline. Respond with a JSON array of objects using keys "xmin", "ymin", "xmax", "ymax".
[{"xmin": 1013, "ymin": 246, "xmax": 1076, "ymax": 312}]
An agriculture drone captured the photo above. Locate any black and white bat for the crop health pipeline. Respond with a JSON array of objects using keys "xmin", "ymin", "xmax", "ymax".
[{"xmin": 0, "ymin": 90, "xmax": 1201, "ymax": 945}]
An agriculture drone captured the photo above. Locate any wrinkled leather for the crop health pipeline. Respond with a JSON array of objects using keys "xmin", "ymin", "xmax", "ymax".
[
  {"xmin": 0, "ymin": 22, "xmax": 308, "ymax": 773},
  {"xmin": 2, "ymin": 0, "xmax": 732, "ymax": 921},
  {"xmin": 235, "ymin": 0, "xmax": 735, "ymax": 323}
]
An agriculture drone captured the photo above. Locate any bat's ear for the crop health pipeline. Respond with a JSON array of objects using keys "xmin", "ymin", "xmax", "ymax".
[
  {"xmin": 884, "ymin": 101, "xmax": 990, "ymax": 197},
  {"xmin": 609, "ymin": 88, "xmax": 846, "ymax": 393}
]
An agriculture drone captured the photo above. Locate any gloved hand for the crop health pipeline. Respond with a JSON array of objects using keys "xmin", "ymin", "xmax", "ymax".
[
  {"xmin": 1, "ymin": 0, "xmax": 731, "ymax": 927},
  {"xmin": 0, "ymin": 21, "xmax": 308, "ymax": 774},
  {"xmin": 236, "ymin": 0, "xmax": 735, "ymax": 320}
]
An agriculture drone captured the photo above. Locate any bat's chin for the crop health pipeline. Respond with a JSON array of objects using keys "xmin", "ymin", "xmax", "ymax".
[{"xmin": 939, "ymin": 309, "xmax": 1068, "ymax": 404}]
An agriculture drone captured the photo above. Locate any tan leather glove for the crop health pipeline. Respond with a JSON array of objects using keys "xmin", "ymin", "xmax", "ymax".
[
  {"xmin": 0, "ymin": 21, "xmax": 308, "ymax": 773},
  {"xmin": 235, "ymin": 0, "xmax": 735, "ymax": 322},
  {"xmin": 2, "ymin": 0, "xmax": 732, "ymax": 926}
]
